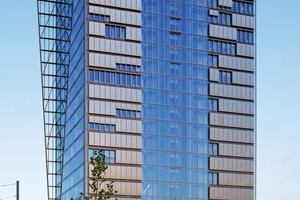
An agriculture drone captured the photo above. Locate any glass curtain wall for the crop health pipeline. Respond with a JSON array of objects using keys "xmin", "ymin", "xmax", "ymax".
[
  {"xmin": 141, "ymin": 1, "xmax": 209, "ymax": 199},
  {"xmin": 37, "ymin": 0, "xmax": 72, "ymax": 199},
  {"xmin": 61, "ymin": 0, "xmax": 85, "ymax": 199}
]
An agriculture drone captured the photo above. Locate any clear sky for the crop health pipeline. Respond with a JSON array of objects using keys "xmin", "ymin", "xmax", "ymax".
[{"xmin": 0, "ymin": 0, "xmax": 299, "ymax": 200}]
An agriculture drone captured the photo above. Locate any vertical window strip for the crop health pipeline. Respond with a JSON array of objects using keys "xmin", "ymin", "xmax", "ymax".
[
  {"xmin": 209, "ymin": 13, "xmax": 231, "ymax": 26},
  {"xmin": 89, "ymin": 149, "xmax": 115, "ymax": 163},
  {"xmin": 88, "ymin": 123, "xmax": 116, "ymax": 132},
  {"xmin": 209, "ymin": 40, "xmax": 236, "ymax": 55},
  {"xmin": 208, "ymin": 172, "xmax": 218, "ymax": 185},
  {"xmin": 89, "ymin": 69, "xmax": 141, "ymax": 87},
  {"xmin": 116, "ymin": 108, "xmax": 141, "ymax": 118},
  {"xmin": 237, "ymin": 30, "xmax": 254, "ymax": 44},
  {"xmin": 105, "ymin": 25, "xmax": 126, "ymax": 40},
  {"xmin": 208, "ymin": 99, "xmax": 218, "ymax": 111},
  {"xmin": 219, "ymin": 70, "xmax": 232, "ymax": 84},
  {"xmin": 89, "ymin": 13, "xmax": 110, "ymax": 22},
  {"xmin": 116, "ymin": 63, "xmax": 141, "ymax": 72}
]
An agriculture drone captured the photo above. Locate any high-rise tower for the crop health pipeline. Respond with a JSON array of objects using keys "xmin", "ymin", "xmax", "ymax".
[{"xmin": 38, "ymin": 0, "xmax": 256, "ymax": 199}]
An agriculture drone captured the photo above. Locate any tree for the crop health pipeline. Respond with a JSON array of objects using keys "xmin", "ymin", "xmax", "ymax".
[{"xmin": 71, "ymin": 150, "xmax": 117, "ymax": 200}]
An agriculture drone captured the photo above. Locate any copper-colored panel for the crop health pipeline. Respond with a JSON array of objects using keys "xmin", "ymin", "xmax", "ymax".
[{"xmin": 210, "ymin": 186, "xmax": 254, "ymax": 199}]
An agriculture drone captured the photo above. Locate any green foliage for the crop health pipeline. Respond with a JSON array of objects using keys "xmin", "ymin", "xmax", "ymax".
[
  {"xmin": 88, "ymin": 150, "xmax": 117, "ymax": 200},
  {"xmin": 71, "ymin": 151, "xmax": 117, "ymax": 200}
]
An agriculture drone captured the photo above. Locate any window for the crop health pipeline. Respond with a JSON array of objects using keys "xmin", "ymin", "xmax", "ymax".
[
  {"xmin": 89, "ymin": 13, "xmax": 110, "ymax": 22},
  {"xmin": 170, "ymin": 123, "xmax": 179, "ymax": 136},
  {"xmin": 105, "ymin": 71, "xmax": 110, "ymax": 84},
  {"xmin": 121, "ymin": 109, "xmax": 126, "ymax": 117},
  {"xmin": 237, "ymin": 30, "xmax": 254, "ymax": 44},
  {"xmin": 209, "ymin": 0, "xmax": 254, "ymax": 15},
  {"xmin": 170, "ymin": 18, "xmax": 181, "ymax": 32},
  {"xmin": 170, "ymin": 108, "xmax": 179, "ymax": 121},
  {"xmin": 170, "ymin": 138, "xmax": 180, "ymax": 151},
  {"xmin": 88, "ymin": 123, "xmax": 115, "ymax": 132},
  {"xmin": 94, "ymin": 70, "xmax": 99, "ymax": 82},
  {"xmin": 170, "ymin": 183, "xmax": 180, "ymax": 197},
  {"xmin": 170, "ymin": 48, "xmax": 181, "ymax": 61},
  {"xmin": 89, "ymin": 149, "xmax": 115, "ymax": 163},
  {"xmin": 120, "ymin": 27, "xmax": 125, "ymax": 39},
  {"xmin": 170, "ymin": 33, "xmax": 181, "ymax": 46},
  {"xmin": 105, "ymin": 25, "xmax": 110, "ymax": 37},
  {"xmin": 170, "ymin": 78, "xmax": 179, "ymax": 90},
  {"xmin": 116, "ymin": 109, "xmax": 141, "ymax": 118},
  {"xmin": 110, "ymin": 72, "xmax": 115, "ymax": 84},
  {"xmin": 116, "ymin": 26, "xmax": 120, "ymax": 38},
  {"xmin": 89, "ymin": 70, "xmax": 94, "ymax": 82},
  {"xmin": 89, "ymin": 69, "xmax": 141, "ymax": 87},
  {"xmin": 132, "ymin": 75, "xmax": 137, "ymax": 86},
  {"xmin": 170, "ymin": 93, "xmax": 179, "ymax": 105},
  {"xmin": 208, "ymin": 143, "xmax": 218, "ymax": 155},
  {"xmin": 170, "ymin": 63, "xmax": 180, "ymax": 76},
  {"xmin": 208, "ymin": 0, "xmax": 218, "ymax": 8},
  {"xmin": 209, "ymin": 13, "xmax": 231, "ymax": 26},
  {"xmin": 105, "ymin": 25, "xmax": 126, "ymax": 39},
  {"xmin": 219, "ymin": 71, "xmax": 232, "ymax": 83},
  {"xmin": 232, "ymin": 1, "xmax": 254, "ymax": 15},
  {"xmin": 208, "ymin": 99, "xmax": 218, "ymax": 111},
  {"xmin": 98, "ymin": 71, "xmax": 104, "ymax": 83},
  {"xmin": 208, "ymin": 172, "xmax": 218, "ymax": 185},
  {"xmin": 209, "ymin": 40, "xmax": 235, "ymax": 55},
  {"xmin": 121, "ymin": 74, "xmax": 125, "ymax": 85},
  {"xmin": 208, "ymin": 55, "xmax": 218, "ymax": 67},
  {"xmin": 170, "ymin": 168, "xmax": 180, "ymax": 182},
  {"xmin": 110, "ymin": 26, "xmax": 115, "ymax": 38},
  {"xmin": 170, "ymin": 2, "xmax": 181, "ymax": 16}
]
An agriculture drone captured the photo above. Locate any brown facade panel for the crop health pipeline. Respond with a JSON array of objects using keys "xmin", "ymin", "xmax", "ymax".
[
  {"xmin": 218, "ymin": 173, "xmax": 254, "ymax": 187},
  {"xmin": 89, "ymin": 132, "xmax": 142, "ymax": 149},
  {"xmin": 232, "ymin": 71, "xmax": 255, "ymax": 86},
  {"xmin": 209, "ymin": 186, "xmax": 254, "ymax": 200},
  {"xmin": 89, "ymin": 37, "xmax": 142, "ymax": 57},
  {"xmin": 87, "ymin": 3, "xmax": 142, "ymax": 197},
  {"xmin": 209, "ymin": 24, "xmax": 237, "ymax": 41},
  {"xmin": 89, "ymin": 53, "xmax": 142, "ymax": 69},
  {"xmin": 218, "ymin": 55, "xmax": 254, "ymax": 72},
  {"xmin": 218, "ymin": 0, "xmax": 233, "ymax": 8},
  {"xmin": 218, "ymin": 143, "xmax": 254, "ymax": 158},
  {"xmin": 210, "ymin": 157, "xmax": 254, "ymax": 173},
  {"xmin": 219, "ymin": 99, "xmax": 254, "ymax": 115},
  {"xmin": 89, "ymin": 116, "xmax": 142, "ymax": 134},
  {"xmin": 209, "ymin": 127, "xmax": 254, "ymax": 144},
  {"xmin": 209, "ymin": 68, "xmax": 220, "ymax": 82},
  {"xmin": 232, "ymin": 13, "xmax": 255, "ymax": 29},
  {"xmin": 89, "ymin": 100, "xmax": 141, "ymax": 116},
  {"xmin": 209, "ymin": 83, "xmax": 254, "ymax": 100},
  {"xmin": 88, "ymin": 180, "xmax": 142, "ymax": 196},
  {"xmin": 89, "ymin": 0, "xmax": 142, "ymax": 11},
  {"xmin": 209, "ymin": 113, "xmax": 255, "ymax": 129},
  {"xmin": 89, "ymin": 5, "xmax": 142, "ymax": 26},
  {"xmin": 116, "ymin": 150, "xmax": 142, "ymax": 165},
  {"xmin": 89, "ymin": 164, "xmax": 142, "ymax": 181}
]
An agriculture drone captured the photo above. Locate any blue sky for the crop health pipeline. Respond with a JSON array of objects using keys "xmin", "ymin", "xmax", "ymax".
[{"xmin": 0, "ymin": 0, "xmax": 299, "ymax": 199}]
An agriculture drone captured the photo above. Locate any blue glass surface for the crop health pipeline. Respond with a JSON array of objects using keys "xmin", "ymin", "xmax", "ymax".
[
  {"xmin": 142, "ymin": 1, "xmax": 209, "ymax": 199},
  {"xmin": 61, "ymin": 0, "xmax": 85, "ymax": 199}
]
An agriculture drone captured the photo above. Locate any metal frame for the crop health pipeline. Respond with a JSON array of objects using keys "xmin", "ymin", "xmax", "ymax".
[{"xmin": 37, "ymin": 0, "xmax": 72, "ymax": 199}]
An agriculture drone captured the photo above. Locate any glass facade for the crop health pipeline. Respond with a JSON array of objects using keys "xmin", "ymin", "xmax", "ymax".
[
  {"xmin": 38, "ymin": 0, "xmax": 256, "ymax": 199},
  {"xmin": 141, "ymin": 1, "xmax": 209, "ymax": 199},
  {"xmin": 61, "ymin": 0, "xmax": 85, "ymax": 199},
  {"xmin": 37, "ymin": 0, "xmax": 72, "ymax": 199}
]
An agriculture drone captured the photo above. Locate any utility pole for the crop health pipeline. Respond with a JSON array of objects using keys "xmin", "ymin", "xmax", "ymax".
[{"xmin": 16, "ymin": 181, "xmax": 19, "ymax": 200}]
